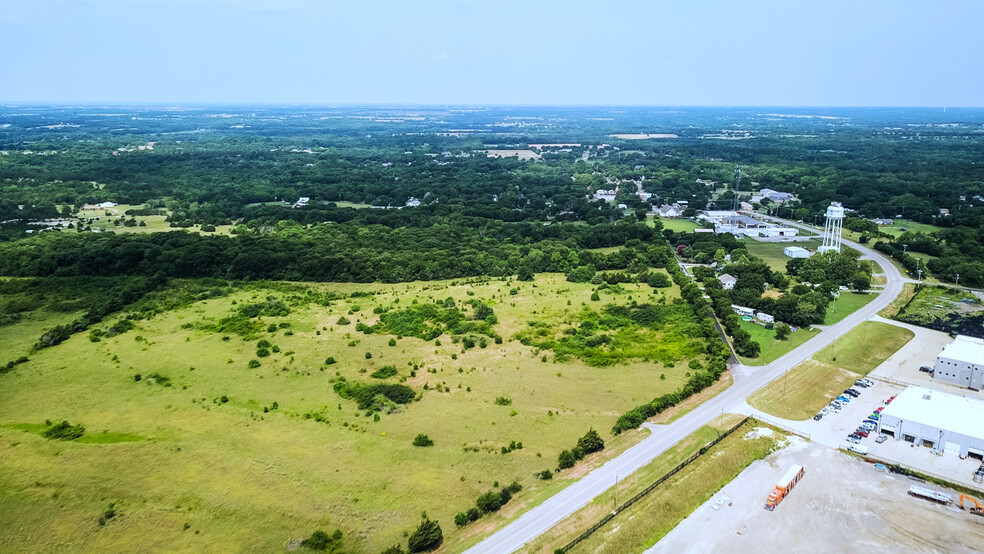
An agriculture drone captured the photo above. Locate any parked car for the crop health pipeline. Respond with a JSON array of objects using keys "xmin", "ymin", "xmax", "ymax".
[
  {"xmin": 864, "ymin": 419, "xmax": 878, "ymax": 426},
  {"xmin": 876, "ymin": 435, "xmax": 888, "ymax": 443},
  {"xmin": 875, "ymin": 406, "xmax": 884, "ymax": 413},
  {"xmin": 860, "ymin": 378, "xmax": 874, "ymax": 387},
  {"xmin": 844, "ymin": 389, "xmax": 860, "ymax": 397},
  {"xmin": 869, "ymin": 413, "xmax": 880, "ymax": 420},
  {"xmin": 847, "ymin": 435, "xmax": 862, "ymax": 444},
  {"xmin": 854, "ymin": 380, "xmax": 870, "ymax": 388},
  {"xmin": 855, "ymin": 428, "xmax": 869, "ymax": 437},
  {"xmin": 919, "ymin": 366, "xmax": 934, "ymax": 373},
  {"xmin": 885, "ymin": 395, "xmax": 896, "ymax": 404},
  {"xmin": 837, "ymin": 395, "xmax": 851, "ymax": 403},
  {"xmin": 814, "ymin": 414, "xmax": 823, "ymax": 421}
]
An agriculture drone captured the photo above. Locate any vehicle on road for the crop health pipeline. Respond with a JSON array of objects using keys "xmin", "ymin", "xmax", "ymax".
[{"xmin": 876, "ymin": 435, "xmax": 888, "ymax": 443}]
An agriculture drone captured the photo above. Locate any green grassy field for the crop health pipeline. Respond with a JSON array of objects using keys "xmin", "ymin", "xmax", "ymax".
[
  {"xmin": 654, "ymin": 218, "xmax": 704, "ymax": 233},
  {"xmin": 748, "ymin": 360, "xmax": 859, "ymax": 420},
  {"xmin": 521, "ymin": 418, "xmax": 781, "ymax": 553},
  {"xmin": 0, "ymin": 272, "xmax": 710, "ymax": 553},
  {"xmin": 893, "ymin": 285, "xmax": 981, "ymax": 325},
  {"xmin": 813, "ymin": 321, "xmax": 914, "ymax": 375},
  {"xmin": 737, "ymin": 319, "xmax": 819, "ymax": 366},
  {"xmin": 741, "ymin": 239, "xmax": 822, "ymax": 272},
  {"xmin": 878, "ymin": 219, "xmax": 941, "ymax": 238},
  {"xmin": 823, "ymin": 292, "xmax": 876, "ymax": 325},
  {"xmin": 81, "ymin": 204, "xmax": 234, "ymax": 236}
]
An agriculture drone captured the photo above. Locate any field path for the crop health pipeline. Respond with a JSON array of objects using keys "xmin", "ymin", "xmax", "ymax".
[{"xmin": 465, "ymin": 219, "xmax": 904, "ymax": 554}]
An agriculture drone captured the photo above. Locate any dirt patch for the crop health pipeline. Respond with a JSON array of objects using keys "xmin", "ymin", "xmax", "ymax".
[
  {"xmin": 481, "ymin": 149, "xmax": 541, "ymax": 160},
  {"xmin": 652, "ymin": 442, "xmax": 984, "ymax": 553}
]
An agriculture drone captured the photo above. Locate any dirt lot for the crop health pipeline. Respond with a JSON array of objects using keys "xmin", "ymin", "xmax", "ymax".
[{"xmin": 650, "ymin": 440, "xmax": 984, "ymax": 553}]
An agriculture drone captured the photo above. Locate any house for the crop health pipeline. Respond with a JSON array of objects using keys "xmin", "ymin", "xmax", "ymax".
[
  {"xmin": 757, "ymin": 312, "xmax": 775, "ymax": 324},
  {"xmin": 718, "ymin": 274, "xmax": 737, "ymax": 290},
  {"xmin": 405, "ymin": 197, "xmax": 421, "ymax": 207},
  {"xmin": 97, "ymin": 202, "xmax": 118, "ymax": 208},
  {"xmin": 592, "ymin": 188, "xmax": 618, "ymax": 202},
  {"xmin": 658, "ymin": 204, "xmax": 683, "ymax": 218},
  {"xmin": 940, "ymin": 208, "xmax": 951, "ymax": 216},
  {"xmin": 758, "ymin": 189, "xmax": 795, "ymax": 203},
  {"xmin": 732, "ymin": 305, "xmax": 755, "ymax": 317},
  {"xmin": 871, "ymin": 218, "xmax": 894, "ymax": 226},
  {"xmin": 783, "ymin": 246, "xmax": 811, "ymax": 258},
  {"xmin": 292, "ymin": 197, "xmax": 310, "ymax": 208}
]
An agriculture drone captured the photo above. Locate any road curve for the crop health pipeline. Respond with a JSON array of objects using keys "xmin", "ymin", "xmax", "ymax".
[{"xmin": 465, "ymin": 223, "xmax": 904, "ymax": 554}]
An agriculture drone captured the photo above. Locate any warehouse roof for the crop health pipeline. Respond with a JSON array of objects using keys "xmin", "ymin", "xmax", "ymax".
[
  {"xmin": 882, "ymin": 386, "xmax": 984, "ymax": 441},
  {"xmin": 939, "ymin": 335, "xmax": 984, "ymax": 365}
]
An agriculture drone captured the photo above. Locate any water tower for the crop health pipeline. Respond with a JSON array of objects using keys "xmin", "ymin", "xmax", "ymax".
[{"xmin": 818, "ymin": 202, "xmax": 845, "ymax": 253}]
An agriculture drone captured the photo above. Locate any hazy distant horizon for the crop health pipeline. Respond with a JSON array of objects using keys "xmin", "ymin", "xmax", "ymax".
[{"xmin": 2, "ymin": 0, "xmax": 982, "ymax": 106}]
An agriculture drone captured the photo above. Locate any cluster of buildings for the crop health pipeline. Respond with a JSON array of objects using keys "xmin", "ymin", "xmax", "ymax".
[
  {"xmin": 81, "ymin": 202, "xmax": 118, "ymax": 210},
  {"xmin": 699, "ymin": 210, "xmax": 799, "ymax": 238}
]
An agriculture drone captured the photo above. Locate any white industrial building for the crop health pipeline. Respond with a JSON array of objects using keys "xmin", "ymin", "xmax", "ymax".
[
  {"xmin": 783, "ymin": 246, "xmax": 811, "ymax": 258},
  {"xmin": 877, "ymin": 386, "xmax": 984, "ymax": 459},
  {"xmin": 935, "ymin": 335, "xmax": 984, "ymax": 390}
]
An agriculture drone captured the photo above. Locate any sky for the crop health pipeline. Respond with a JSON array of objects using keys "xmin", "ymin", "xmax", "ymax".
[{"xmin": 1, "ymin": 0, "xmax": 982, "ymax": 106}]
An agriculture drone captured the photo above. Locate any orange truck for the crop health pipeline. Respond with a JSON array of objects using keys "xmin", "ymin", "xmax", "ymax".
[{"xmin": 765, "ymin": 464, "xmax": 804, "ymax": 511}]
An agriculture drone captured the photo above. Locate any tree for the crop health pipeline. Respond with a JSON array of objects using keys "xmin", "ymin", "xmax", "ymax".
[
  {"xmin": 558, "ymin": 449, "xmax": 577, "ymax": 469},
  {"xmin": 576, "ymin": 428, "xmax": 605, "ymax": 454},
  {"xmin": 774, "ymin": 322, "xmax": 791, "ymax": 341},
  {"xmin": 476, "ymin": 491, "xmax": 504, "ymax": 513},
  {"xmin": 407, "ymin": 514, "xmax": 443, "ymax": 552},
  {"xmin": 647, "ymin": 272, "xmax": 671, "ymax": 288},
  {"xmin": 300, "ymin": 529, "xmax": 343, "ymax": 552},
  {"xmin": 851, "ymin": 273, "xmax": 871, "ymax": 292},
  {"xmin": 412, "ymin": 434, "xmax": 434, "ymax": 447},
  {"xmin": 517, "ymin": 265, "xmax": 535, "ymax": 281}
]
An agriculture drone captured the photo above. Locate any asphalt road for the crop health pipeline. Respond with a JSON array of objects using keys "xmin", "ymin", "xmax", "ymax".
[{"xmin": 465, "ymin": 223, "xmax": 905, "ymax": 554}]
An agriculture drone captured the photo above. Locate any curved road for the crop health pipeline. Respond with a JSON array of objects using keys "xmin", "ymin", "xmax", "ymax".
[{"xmin": 466, "ymin": 223, "xmax": 904, "ymax": 554}]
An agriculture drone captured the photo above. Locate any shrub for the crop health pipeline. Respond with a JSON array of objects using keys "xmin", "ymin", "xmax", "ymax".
[
  {"xmin": 325, "ymin": 357, "xmax": 336, "ymax": 365},
  {"xmin": 535, "ymin": 469, "xmax": 553, "ymax": 480},
  {"xmin": 337, "ymin": 316, "xmax": 351, "ymax": 325},
  {"xmin": 300, "ymin": 529, "xmax": 343, "ymax": 551},
  {"xmin": 576, "ymin": 429, "xmax": 605, "ymax": 455},
  {"xmin": 557, "ymin": 449, "xmax": 577, "ymax": 469},
  {"xmin": 257, "ymin": 339, "xmax": 271, "ymax": 348},
  {"xmin": 389, "ymin": 338, "xmax": 397, "ymax": 346},
  {"xmin": 371, "ymin": 365, "xmax": 398, "ymax": 379},
  {"xmin": 365, "ymin": 352, "xmax": 372, "ymax": 359},
  {"xmin": 590, "ymin": 292, "xmax": 600, "ymax": 301},
  {"xmin": 407, "ymin": 514, "xmax": 443, "ymax": 552},
  {"xmin": 248, "ymin": 359, "xmax": 261, "ymax": 368},
  {"xmin": 775, "ymin": 322, "xmax": 791, "ymax": 341},
  {"xmin": 256, "ymin": 348, "xmax": 271, "ymax": 357},
  {"xmin": 413, "ymin": 433, "xmax": 434, "ymax": 447},
  {"xmin": 42, "ymin": 420, "xmax": 85, "ymax": 441},
  {"xmin": 494, "ymin": 396, "xmax": 512, "ymax": 406},
  {"xmin": 476, "ymin": 491, "xmax": 504, "ymax": 513},
  {"xmin": 454, "ymin": 512, "xmax": 469, "ymax": 527},
  {"xmin": 466, "ymin": 507, "xmax": 481, "ymax": 521}
]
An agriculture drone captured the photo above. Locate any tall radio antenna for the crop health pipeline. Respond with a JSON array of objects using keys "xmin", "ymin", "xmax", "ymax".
[{"xmin": 732, "ymin": 165, "xmax": 742, "ymax": 212}]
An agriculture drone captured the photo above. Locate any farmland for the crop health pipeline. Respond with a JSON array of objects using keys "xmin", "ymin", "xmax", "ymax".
[{"xmin": 0, "ymin": 272, "xmax": 715, "ymax": 552}]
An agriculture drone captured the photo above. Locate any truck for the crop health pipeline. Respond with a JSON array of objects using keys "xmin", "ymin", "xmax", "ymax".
[
  {"xmin": 765, "ymin": 464, "xmax": 804, "ymax": 511},
  {"xmin": 908, "ymin": 485, "xmax": 952, "ymax": 505}
]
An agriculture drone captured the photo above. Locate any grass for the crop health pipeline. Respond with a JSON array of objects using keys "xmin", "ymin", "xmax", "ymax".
[
  {"xmin": 519, "ymin": 419, "xmax": 782, "ymax": 553},
  {"xmin": 814, "ymin": 321, "xmax": 914, "ymax": 376},
  {"xmin": 750, "ymin": 321, "xmax": 913, "ymax": 420},
  {"xmin": 879, "ymin": 283, "xmax": 917, "ymax": 318},
  {"xmin": 741, "ymin": 238, "xmax": 822, "ymax": 272},
  {"xmin": 877, "ymin": 219, "xmax": 941, "ymax": 238},
  {"xmin": 748, "ymin": 360, "xmax": 860, "ymax": 420},
  {"xmin": 823, "ymin": 292, "xmax": 876, "ymax": 325},
  {"xmin": 82, "ymin": 204, "xmax": 234, "ymax": 236},
  {"xmin": 654, "ymin": 218, "xmax": 704, "ymax": 233},
  {"xmin": 0, "ymin": 273, "xmax": 709, "ymax": 553},
  {"xmin": 895, "ymin": 284, "xmax": 980, "ymax": 325},
  {"xmin": 736, "ymin": 319, "xmax": 819, "ymax": 366}
]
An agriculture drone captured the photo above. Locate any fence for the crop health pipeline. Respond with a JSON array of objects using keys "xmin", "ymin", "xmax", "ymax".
[
  {"xmin": 858, "ymin": 453, "xmax": 984, "ymax": 496},
  {"xmin": 556, "ymin": 416, "xmax": 751, "ymax": 553}
]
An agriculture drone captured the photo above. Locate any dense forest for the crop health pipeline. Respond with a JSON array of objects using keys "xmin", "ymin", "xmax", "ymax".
[{"xmin": 2, "ymin": 105, "xmax": 984, "ymax": 284}]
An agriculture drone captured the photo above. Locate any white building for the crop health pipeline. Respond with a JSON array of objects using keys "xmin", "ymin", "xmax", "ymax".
[
  {"xmin": 658, "ymin": 204, "xmax": 683, "ymax": 218},
  {"xmin": 878, "ymin": 386, "xmax": 984, "ymax": 459},
  {"xmin": 757, "ymin": 312, "xmax": 775, "ymax": 324},
  {"xmin": 405, "ymin": 197, "xmax": 421, "ymax": 207},
  {"xmin": 732, "ymin": 305, "xmax": 755, "ymax": 317},
  {"xmin": 935, "ymin": 335, "xmax": 984, "ymax": 390},
  {"xmin": 783, "ymin": 246, "xmax": 812, "ymax": 258},
  {"xmin": 718, "ymin": 274, "xmax": 737, "ymax": 290}
]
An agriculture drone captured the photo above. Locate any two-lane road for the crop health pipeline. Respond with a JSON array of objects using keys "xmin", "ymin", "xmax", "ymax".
[{"xmin": 466, "ymin": 225, "xmax": 904, "ymax": 554}]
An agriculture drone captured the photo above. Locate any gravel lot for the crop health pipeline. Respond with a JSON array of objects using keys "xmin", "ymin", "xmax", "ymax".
[{"xmin": 650, "ymin": 438, "xmax": 984, "ymax": 553}]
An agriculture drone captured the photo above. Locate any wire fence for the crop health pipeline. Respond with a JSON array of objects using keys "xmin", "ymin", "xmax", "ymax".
[{"xmin": 556, "ymin": 416, "xmax": 751, "ymax": 554}]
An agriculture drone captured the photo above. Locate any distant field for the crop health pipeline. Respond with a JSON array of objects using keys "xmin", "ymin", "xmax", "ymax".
[
  {"xmin": 823, "ymin": 292, "xmax": 875, "ymax": 325},
  {"xmin": 737, "ymin": 319, "xmax": 819, "ymax": 366},
  {"xmin": 877, "ymin": 219, "xmax": 941, "ymax": 238},
  {"xmin": 333, "ymin": 201, "xmax": 372, "ymax": 209},
  {"xmin": 608, "ymin": 134, "xmax": 679, "ymax": 140},
  {"xmin": 81, "ymin": 204, "xmax": 234, "ymax": 236},
  {"xmin": 741, "ymin": 239, "xmax": 822, "ymax": 272},
  {"xmin": 0, "ymin": 272, "xmax": 710, "ymax": 552},
  {"xmin": 657, "ymin": 218, "xmax": 704, "ymax": 233},
  {"xmin": 813, "ymin": 321, "xmax": 914, "ymax": 375}
]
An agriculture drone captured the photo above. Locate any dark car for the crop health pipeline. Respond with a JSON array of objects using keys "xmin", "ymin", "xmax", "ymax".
[
  {"xmin": 919, "ymin": 366, "xmax": 934, "ymax": 373},
  {"xmin": 814, "ymin": 414, "xmax": 823, "ymax": 421},
  {"xmin": 845, "ymin": 389, "xmax": 861, "ymax": 397}
]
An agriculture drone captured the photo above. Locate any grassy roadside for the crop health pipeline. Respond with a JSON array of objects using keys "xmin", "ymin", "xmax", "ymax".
[
  {"xmin": 737, "ymin": 320, "xmax": 819, "ymax": 366},
  {"xmin": 879, "ymin": 283, "xmax": 917, "ymax": 318},
  {"xmin": 750, "ymin": 321, "xmax": 914, "ymax": 420},
  {"xmin": 519, "ymin": 418, "xmax": 783, "ymax": 553},
  {"xmin": 823, "ymin": 292, "xmax": 876, "ymax": 325}
]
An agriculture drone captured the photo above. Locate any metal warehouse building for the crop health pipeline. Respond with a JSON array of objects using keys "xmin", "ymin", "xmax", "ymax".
[
  {"xmin": 935, "ymin": 335, "xmax": 984, "ymax": 390},
  {"xmin": 878, "ymin": 386, "xmax": 984, "ymax": 459}
]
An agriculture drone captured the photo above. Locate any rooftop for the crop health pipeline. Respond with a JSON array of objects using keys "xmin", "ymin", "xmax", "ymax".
[
  {"xmin": 881, "ymin": 386, "xmax": 984, "ymax": 441},
  {"xmin": 939, "ymin": 335, "xmax": 984, "ymax": 365},
  {"xmin": 784, "ymin": 246, "xmax": 809, "ymax": 253}
]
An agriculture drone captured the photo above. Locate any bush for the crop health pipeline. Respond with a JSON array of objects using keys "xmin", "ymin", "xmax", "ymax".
[
  {"xmin": 576, "ymin": 428, "xmax": 605, "ymax": 455},
  {"xmin": 590, "ymin": 292, "xmax": 600, "ymax": 301},
  {"xmin": 371, "ymin": 365, "xmax": 398, "ymax": 379},
  {"xmin": 466, "ymin": 507, "xmax": 481, "ymax": 521},
  {"xmin": 365, "ymin": 352, "xmax": 372, "ymax": 359},
  {"xmin": 557, "ymin": 449, "xmax": 577, "ymax": 469},
  {"xmin": 494, "ymin": 396, "xmax": 512, "ymax": 406},
  {"xmin": 42, "ymin": 420, "xmax": 85, "ymax": 441},
  {"xmin": 248, "ymin": 359, "xmax": 261, "ymax": 368},
  {"xmin": 535, "ymin": 469, "xmax": 553, "ymax": 480},
  {"xmin": 300, "ymin": 529, "xmax": 343, "ymax": 551},
  {"xmin": 775, "ymin": 322, "xmax": 791, "ymax": 341},
  {"xmin": 647, "ymin": 272, "xmax": 672, "ymax": 288},
  {"xmin": 256, "ymin": 347, "xmax": 270, "ymax": 357},
  {"xmin": 413, "ymin": 433, "xmax": 434, "ymax": 447},
  {"xmin": 454, "ymin": 512, "xmax": 469, "ymax": 527},
  {"xmin": 476, "ymin": 491, "xmax": 504, "ymax": 513},
  {"xmin": 337, "ymin": 316, "xmax": 350, "ymax": 325},
  {"xmin": 325, "ymin": 356, "xmax": 336, "ymax": 365},
  {"xmin": 407, "ymin": 514, "xmax": 443, "ymax": 552},
  {"xmin": 388, "ymin": 337, "xmax": 397, "ymax": 346},
  {"xmin": 257, "ymin": 339, "xmax": 271, "ymax": 348}
]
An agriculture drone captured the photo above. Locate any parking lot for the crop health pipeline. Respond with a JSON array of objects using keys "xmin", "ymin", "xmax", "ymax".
[{"xmin": 652, "ymin": 438, "xmax": 984, "ymax": 553}]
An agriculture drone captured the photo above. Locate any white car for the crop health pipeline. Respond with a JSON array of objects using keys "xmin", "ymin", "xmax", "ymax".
[
  {"xmin": 875, "ymin": 435, "xmax": 888, "ymax": 443},
  {"xmin": 860, "ymin": 378, "xmax": 874, "ymax": 387}
]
